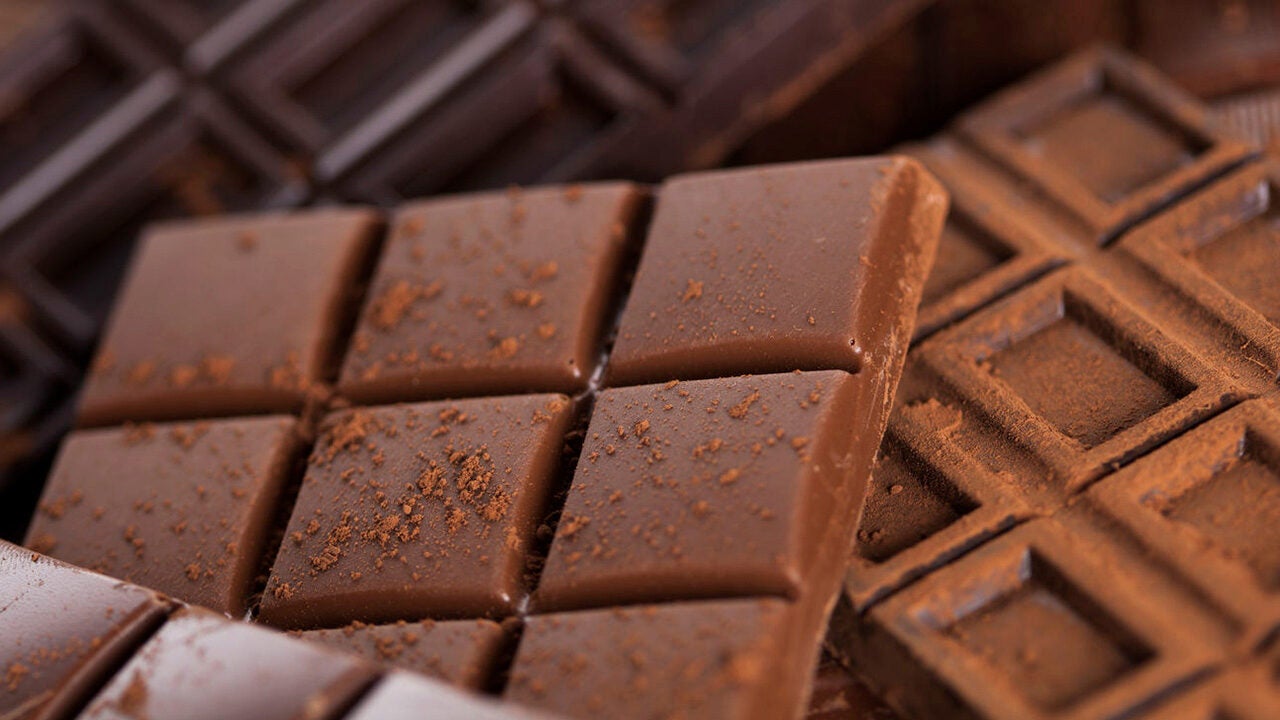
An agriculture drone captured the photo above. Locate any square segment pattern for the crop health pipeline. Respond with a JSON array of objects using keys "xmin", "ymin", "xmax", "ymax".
[
  {"xmin": 919, "ymin": 266, "xmax": 1237, "ymax": 490},
  {"xmin": 25, "ymin": 415, "xmax": 300, "ymax": 615}
]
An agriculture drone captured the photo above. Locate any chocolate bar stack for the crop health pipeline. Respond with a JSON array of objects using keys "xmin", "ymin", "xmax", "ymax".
[{"xmin": 5, "ymin": 2, "xmax": 1280, "ymax": 720}]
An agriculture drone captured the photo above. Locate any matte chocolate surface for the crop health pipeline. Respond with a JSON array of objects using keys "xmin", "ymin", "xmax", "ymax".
[
  {"xmin": 80, "ymin": 608, "xmax": 376, "ymax": 720},
  {"xmin": 261, "ymin": 394, "xmax": 574, "ymax": 628},
  {"xmin": 829, "ymin": 46, "xmax": 1280, "ymax": 720},
  {"xmin": 297, "ymin": 619, "xmax": 506, "ymax": 690},
  {"xmin": 79, "ymin": 209, "xmax": 380, "ymax": 426},
  {"xmin": 339, "ymin": 183, "xmax": 643, "ymax": 403},
  {"xmin": 24, "ymin": 415, "xmax": 300, "ymax": 615},
  {"xmin": 608, "ymin": 157, "xmax": 946, "ymax": 385},
  {"xmin": 0, "ymin": 541, "xmax": 169, "ymax": 720}
]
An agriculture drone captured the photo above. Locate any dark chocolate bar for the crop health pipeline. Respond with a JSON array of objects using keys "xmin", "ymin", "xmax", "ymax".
[
  {"xmin": 827, "ymin": 46, "xmax": 1280, "ymax": 720},
  {"xmin": 22, "ymin": 157, "xmax": 945, "ymax": 719}
]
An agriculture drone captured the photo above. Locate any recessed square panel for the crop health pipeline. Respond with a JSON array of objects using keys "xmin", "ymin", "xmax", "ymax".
[
  {"xmin": 1118, "ymin": 163, "xmax": 1280, "ymax": 381},
  {"xmin": 984, "ymin": 302, "xmax": 1188, "ymax": 449},
  {"xmin": 1086, "ymin": 400, "xmax": 1280, "ymax": 645},
  {"xmin": 0, "ymin": 6, "xmax": 161, "ymax": 206},
  {"xmin": 943, "ymin": 562, "xmax": 1150, "ymax": 711},
  {"xmin": 904, "ymin": 144, "xmax": 1069, "ymax": 340},
  {"xmin": 218, "ymin": 0, "xmax": 514, "ymax": 154},
  {"xmin": 921, "ymin": 267, "xmax": 1239, "ymax": 491},
  {"xmin": 845, "ymin": 392, "xmax": 1031, "ymax": 612},
  {"xmin": 958, "ymin": 47, "xmax": 1251, "ymax": 244},
  {"xmin": 326, "ymin": 23, "xmax": 662, "ymax": 203},
  {"xmin": 863, "ymin": 519, "xmax": 1221, "ymax": 720},
  {"xmin": 1014, "ymin": 92, "xmax": 1203, "ymax": 205},
  {"xmin": 922, "ymin": 211, "xmax": 1013, "ymax": 309}
]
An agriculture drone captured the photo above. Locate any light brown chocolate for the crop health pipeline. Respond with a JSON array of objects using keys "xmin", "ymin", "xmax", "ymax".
[
  {"xmin": 79, "ymin": 208, "xmax": 380, "ymax": 426},
  {"xmin": 338, "ymin": 184, "xmax": 644, "ymax": 403},
  {"xmin": 260, "ymin": 394, "xmax": 573, "ymax": 628},
  {"xmin": 608, "ymin": 157, "xmax": 946, "ymax": 386},
  {"xmin": 25, "ymin": 415, "xmax": 300, "ymax": 615}
]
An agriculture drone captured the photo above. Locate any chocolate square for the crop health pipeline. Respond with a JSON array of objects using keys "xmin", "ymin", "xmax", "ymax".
[
  {"xmin": 506, "ymin": 599, "xmax": 790, "ymax": 719},
  {"xmin": 25, "ymin": 415, "xmax": 301, "ymax": 615},
  {"xmin": 79, "ymin": 609, "xmax": 375, "ymax": 720},
  {"xmin": 608, "ymin": 157, "xmax": 947, "ymax": 385},
  {"xmin": 535, "ymin": 370, "xmax": 860, "ymax": 610},
  {"xmin": 261, "ymin": 394, "xmax": 573, "ymax": 627},
  {"xmin": 78, "ymin": 207, "xmax": 379, "ymax": 425},
  {"xmin": 338, "ymin": 183, "xmax": 643, "ymax": 402}
]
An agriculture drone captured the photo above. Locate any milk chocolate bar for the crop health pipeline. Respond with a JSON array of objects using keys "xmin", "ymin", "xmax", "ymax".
[
  {"xmin": 829, "ymin": 46, "xmax": 1280, "ymax": 720},
  {"xmin": 24, "ymin": 158, "xmax": 946, "ymax": 719},
  {"xmin": 1, "ymin": 539, "xmax": 545, "ymax": 720},
  {"xmin": 0, "ymin": 0, "xmax": 932, "ymax": 530}
]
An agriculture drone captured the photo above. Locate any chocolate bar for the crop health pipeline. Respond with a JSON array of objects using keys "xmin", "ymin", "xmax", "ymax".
[
  {"xmin": 23, "ymin": 157, "xmax": 946, "ymax": 718},
  {"xmin": 0, "ymin": 0, "xmax": 934, "ymax": 536},
  {"xmin": 828, "ymin": 46, "xmax": 1280, "ymax": 720},
  {"xmin": 0, "ymin": 541, "xmax": 169, "ymax": 720},
  {"xmin": 1, "ymin": 539, "xmax": 546, "ymax": 720}
]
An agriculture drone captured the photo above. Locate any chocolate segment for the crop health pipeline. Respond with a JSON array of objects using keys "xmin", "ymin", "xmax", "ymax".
[
  {"xmin": 1083, "ymin": 399, "xmax": 1280, "ymax": 648},
  {"xmin": 852, "ymin": 518, "xmax": 1223, "ymax": 720},
  {"xmin": 608, "ymin": 157, "xmax": 946, "ymax": 385},
  {"xmin": 78, "ymin": 208, "xmax": 380, "ymax": 426},
  {"xmin": 535, "ymin": 371, "xmax": 862, "ymax": 610},
  {"xmin": 0, "ymin": 541, "xmax": 169, "ymax": 720},
  {"xmin": 296, "ymin": 619, "xmax": 506, "ymax": 690},
  {"xmin": 24, "ymin": 415, "xmax": 301, "ymax": 615},
  {"xmin": 953, "ymin": 47, "xmax": 1251, "ymax": 245},
  {"xmin": 339, "ymin": 183, "xmax": 643, "ymax": 403},
  {"xmin": 79, "ymin": 608, "xmax": 376, "ymax": 720},
  {"xmin": 506, "ymin": 599, "xmax": 792, "ymax": 720},
  {"xmin": 260, "ymin": 394, "xmax": 573, "ymax": 628}
]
